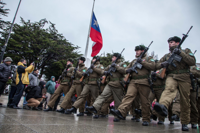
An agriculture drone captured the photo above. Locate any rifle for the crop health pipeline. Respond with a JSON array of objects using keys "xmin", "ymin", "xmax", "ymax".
[
  {"xmin": 71, "ymin": 58, "xmax": 80, "ymax": 84},
  {"xmin": 79, "ymin": 57, "xmax": 100, "ymax": 82},
  {"xmin": 101, "ymin": 48, "xmax": 125, "ymax": 84},
  {"xmin": 160, "ymin": 26, "xmax": 193, "ymax": 78},
  {"xmin": 123, "ymin": 41, "xmax": 153, "ymax": 88},
  {"xmin": 196, "ymin": 84, "xmax": 199, "ymax": 101}
]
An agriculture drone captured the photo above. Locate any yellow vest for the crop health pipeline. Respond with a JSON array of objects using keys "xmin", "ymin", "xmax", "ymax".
[{"xmin": 16, "ymin": 62, "xmax": 34, "ymax": 85}]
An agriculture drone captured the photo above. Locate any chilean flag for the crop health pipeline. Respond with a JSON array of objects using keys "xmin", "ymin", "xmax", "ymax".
[{"xmin": 90, "ymin": 12, "xmax": 103, "ymax": 57}]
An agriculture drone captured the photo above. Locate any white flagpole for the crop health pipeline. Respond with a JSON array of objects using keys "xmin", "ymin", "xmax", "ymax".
[{"xmin": 84, "ymin": 0, "xmax": 95, "ymax": 58}]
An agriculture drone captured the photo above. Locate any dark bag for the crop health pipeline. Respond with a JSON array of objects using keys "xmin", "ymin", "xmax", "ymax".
[{"xmin": 25, "ymin": 85, "xmax": 36, "ymax": 93}]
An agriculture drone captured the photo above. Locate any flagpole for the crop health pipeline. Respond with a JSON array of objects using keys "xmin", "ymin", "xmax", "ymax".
[
  {"xmin": 84, "ymin": 0, "xmax": 95, "ymax": 58},
  {"xmin": 0, "ymin": 0, "xmax": 22, "ymax": 62}
]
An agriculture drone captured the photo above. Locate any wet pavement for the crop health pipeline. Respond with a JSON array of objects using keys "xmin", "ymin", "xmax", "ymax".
[{"xmin": 0, "ymin": 95, "xmax": 198, "ymax": 133}]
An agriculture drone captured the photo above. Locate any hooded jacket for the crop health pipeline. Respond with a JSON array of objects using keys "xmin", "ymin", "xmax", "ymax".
[
  {"xmin": 45, "ymin": 76, "xmax": 56, "ymax": 94},
  {"xmin": 28, "ymin": 73, "xmax": 40, "ymax": 86},
  {"xmin": 0, "ymin": 63, "xmax": 11, "ymax": 82},
  {"xmin": 16, "ymin": 62, "xmax": 34, "ymax": 85},
  {"xmin": 26, "ymin": 81, "xmax": 46, "ymax": 101}
]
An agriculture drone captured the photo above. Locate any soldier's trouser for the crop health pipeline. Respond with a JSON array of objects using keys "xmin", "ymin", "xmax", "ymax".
[
  {"xmin": 148, "ymin": 88, "xmax": 165, "ymax": 121},
  {"xmin": 60, "ymin": 84, "xmax": 84, "ymax": 112},
  {"xmin": 172, "ymin": 91, "xmax": 180, "ymax": 116},
  {"xmin": 93, "ymin": 84, "xmax": 124, "ymax": 111},
  {"xmin": 99, "ymin": 96, "xmax": 114, "ymax": 115},
  {"xmin": 118, "ymin": 83, "xmax": 151, "ymax": 122},
  {"xmin": 196, "ymin": 97, "xmax": 200, "ymax": 125},
  {"xmin": 48, "ymin": 84, "xmax": 70, "ymax": 108},
  {"xmin": 132, "ymin": 95, "xmax": 141, "ymax": 119},
  {"xmin": 73, "ymin": 84, "xmax": 99, "ymax": 109},
  {"xmin": 159, "ymin": 76, "xmax": 190, "ymax": 124},
  {"xmin": 190, "ymin": 90, "xmax": 198, "ymax": 124}
]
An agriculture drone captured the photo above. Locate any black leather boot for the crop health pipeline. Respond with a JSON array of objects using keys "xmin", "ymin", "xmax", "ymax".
[
  {"xmin": 43, "ymin": 107, "xmax": 53, "ymax": 112},
  {"xmin": 66, "ymin": 107, "xmax": 77, "ymax": 114},
  {"xmin": 154, "ymin": 102, "xmax": 168, "ymax": 117},
  {"xmin": 110, "ymin": 109, "xmax": 125, "ymax": 120},
  {"xmin": 142, "ymin": 121, "xmax": 149, "ymax": 126},
  {"xmin": 191, "ymin": 124, "xmax": 197, "ymax": 129},
  {"xmin": 56, "ymin": 108, "xmax": 65, "ymax": 113},
  {"xmin": 86, "ymin": 106, "xmax": 97, "ymax": 114},
  {"xmin": 77, "ymin": 112, "xmax": 84, "ymax": 116},
  {"xmin": 182, "ymin": 124, "xmax": 189, "ymax": 131},
  {"xmin": 93, "ymin": 115, "xmax": 99, "ymax": 119}
]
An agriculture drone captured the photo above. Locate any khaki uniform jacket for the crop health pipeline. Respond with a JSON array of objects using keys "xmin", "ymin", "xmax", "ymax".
[
  {"xmin": 86, "ymin": 62, "xmax": 104, "ymax": 85},
  {"xmin": 60, "ymin": 65, "xmax": 74, "ymax": 85},
  {"xmin": 101, "ymin": 60, "xmax": 127, "ymax": 88},
  {"xmin": 156, "ymin": 48, "xmax": 196, "ymax": 83},
  {"xmin": 122, "ymin": 55, "xmax": 155, "ymax": 86},
  {"xmin": 73, "ymin": 63, "xmax": 87, "ymax": 84}
]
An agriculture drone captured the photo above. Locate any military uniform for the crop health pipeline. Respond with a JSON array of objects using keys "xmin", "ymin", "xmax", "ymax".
[
  {"xmin": 117, "ymin": 54, "xmax": 155, "ymax": 122},
  {"xmin": 148, "ymin": 70, "xmax": 165, "ymax": 122},
  {"xmin": 73, "ymin": 62, "xmax": 104, "ymax": 110},
  {"xmin": 189, "ymin": 66, "xmax": 200, "ymax": 125},
  {"xmin": 155, "ymin": 47, "xmax": 196, "ymax": 125},
  {"xmin": 48, "ymin": 64, "xmax": 74, "ymax": 109},
  {"xmin": 92, "ymin": 60, "xmax": 126, "ymax": 113},
  {"xmin": 59, "ymin": 63, "xmax": 87, "ymax": 112}
]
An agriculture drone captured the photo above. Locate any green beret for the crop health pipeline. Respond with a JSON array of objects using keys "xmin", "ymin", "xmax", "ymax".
[
  {"xmin": 135, "ymin": 45, "xmax": 146, "ymax": 51},
  {"xmin": 79, "ymin": 57, "xmax": 86, "ymax": 62},
  {"xmin": 168, "ymin": 36, "xmax": 181, "ymax": 43},
  {"xmin": 113, "ymin": 53, "xmax": 120, "ymax": 58},
  {"xmin": 67, "ymin": 58, "xmax": 74, "ymax": 64},
  {"xmin": 93, "ymin": 56, "xmax": 100, "ymax": 61}
]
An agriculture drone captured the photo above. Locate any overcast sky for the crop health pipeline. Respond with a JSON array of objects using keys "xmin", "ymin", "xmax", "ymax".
[{"xmin": 3, "ymin": 0, "xmax": 200, "ymax": 63}]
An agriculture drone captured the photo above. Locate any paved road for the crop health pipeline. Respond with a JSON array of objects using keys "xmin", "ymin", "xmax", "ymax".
[{"xmin": 0, "ymin": 96, "xmax": 198, "ymax": 133}]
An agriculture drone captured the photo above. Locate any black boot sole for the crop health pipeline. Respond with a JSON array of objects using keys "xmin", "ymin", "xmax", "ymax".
[
  {"xmin": 110, "ymin": 110, "xmax": 124, "ymax": 120},
  {"xmin": 154, "ymin": 104, "xmax": 167, "ymax": 117}
]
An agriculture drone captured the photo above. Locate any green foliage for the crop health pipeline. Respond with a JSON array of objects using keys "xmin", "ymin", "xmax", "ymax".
[
  {"xmin": 0, "ymin": 18, "xmax": 81, "ymax": 80},
  {"xmin": 100, "ymin": 53, "xmax": 130, "ymax": 67},
  {"xmin": 0, "ymin": 1, "xmax": 9, "ymax": 32}
]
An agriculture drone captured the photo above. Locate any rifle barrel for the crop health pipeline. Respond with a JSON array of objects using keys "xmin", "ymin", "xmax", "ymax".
[
  {"xmin": 148, "ymin": 41, "xmax": 153, "ymax": 48},
  {"xmin": 187, "ymin": 26, "xmax": 193, "ymax": 35}
]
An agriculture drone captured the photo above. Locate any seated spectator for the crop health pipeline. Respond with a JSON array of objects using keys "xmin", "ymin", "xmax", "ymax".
[
  {"xmin": 23, "ymin": 69, "xmax": 40, "ymax": 109},
  {"xmin": 26, "ymin": 81, "xmax": 46, "ymax": 110}
]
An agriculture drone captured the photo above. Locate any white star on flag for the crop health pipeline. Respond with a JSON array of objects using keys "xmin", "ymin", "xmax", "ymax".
[{"xmin": 93, "ymin": 20, "xmax": 99, "ymax": 27}]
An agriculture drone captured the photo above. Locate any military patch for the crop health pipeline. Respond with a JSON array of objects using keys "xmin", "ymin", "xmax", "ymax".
[
  {"xmin": 67, "ymin": 69, "xmax": 70, "ymax": 71},
  {"xmin": 150, "ymin": 59, "xmax": 155, "ymax": 62},
  {"xmin": 143, "ymin": 59, "xmax": 145, "ymax": 62},
  {"xmin": 196, "ymin": 67, "xmax": 200, "ymax": 70},
  {"xmin": 156, "ymin": 71, "xmax": 159, "ymax": 73},
  {"xmin": 189, "ymin": 53, "xmax": 194, "ymax": 56},
  {"xmin": 83, "ymin": 69, "xmax": 86, "ymax": 72},
  {"xmin": 123, "ymin": 64, "xmax": 127, "ymax": 67},
  {"xmin": 101, "ymin": 66, "xmax": 104, "ymax": 69}
]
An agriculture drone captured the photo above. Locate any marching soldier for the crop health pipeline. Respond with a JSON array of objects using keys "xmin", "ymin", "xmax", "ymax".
[
  {"xmin": 57, "ymin": 57, "xmax": 87, "ymax": 116},
  {"xmin": 149, "ymin": 69, "xmax": 173, "ymax": 124},
  {"xmin": 66, "ymin": 56, "xmax": 104, "ymax": 118},
  {"xmin": 86, "ymin": 53, "xmax": 127, "ymax": 122},
  {"xmin": 110, "ymin": 45, "xmax": 155, "ymax": 126},
  {"xmin": 43, "ymin": 59, "xmax": 74, "ymax": 111},
  {"xmin": 153, "ymin": 36, "xmax": 196, "ymax": 131}
]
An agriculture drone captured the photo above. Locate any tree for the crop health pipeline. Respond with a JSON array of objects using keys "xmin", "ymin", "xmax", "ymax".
[
  {"xmin": 0, "ymin": 1, "xmax": 9, "ymax": 31},
  {"xmin": 99, "ymin": 53, "xmax": 129, "ymax": 68},
  {"xmin": 0, "ymin": 17, "xmax": 81, "ymax": 80}
]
